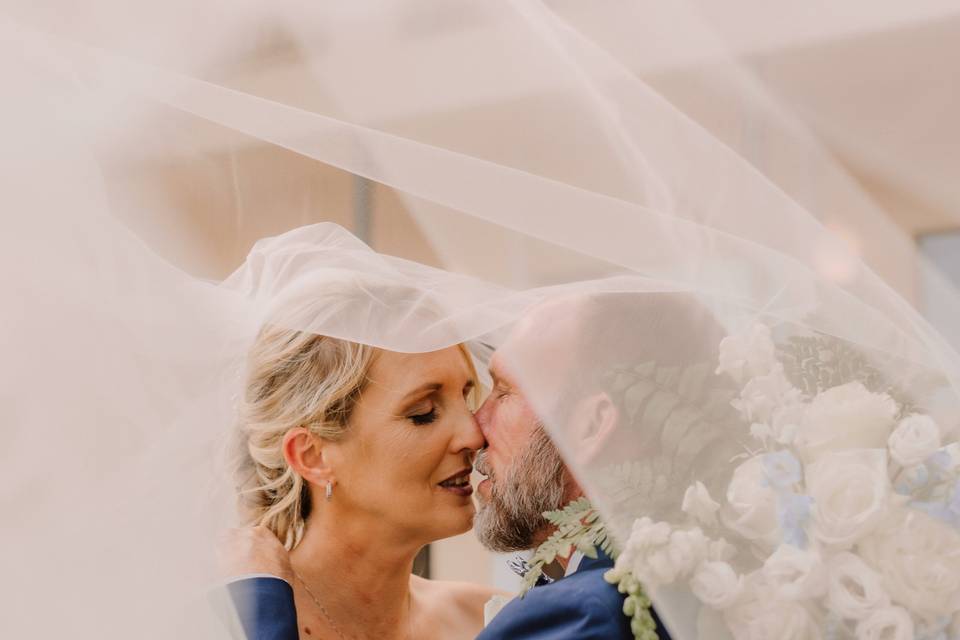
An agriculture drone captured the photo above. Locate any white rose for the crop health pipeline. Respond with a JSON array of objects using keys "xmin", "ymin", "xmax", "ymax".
[
  {"xmin": 732, "ymin": 364, "xmax": 802, "ymax": 424},
  {"xmin": 749, "ymin": 422, "xmax": 772, "ymax": 443},
  {"xmin": 721, "ymin": 456, "xmax": 780, "ymax": 545},
  {"xmin": 826, "ymin": 552, "xmax": 889, "ymax": 620},
  {"xmin": 615, "ymin": 518, "xmax": 709, "ymax": 589},
  {"xmin": 707, "ymin": 537, "xmax": 737, "ymax": 562},
  {"xmin": 622, "ymin": 517, "xmax": 671, "ymax": 558},
  {"xmin": 807, "ymin": 449, "xmax": 889, "ymax": 547},
  {"xmin": 683, "ymin": 481, "xmax": 720, "ymax": 526},
  {"xmin": 887, "ymin": 414, "xmax": 941, "ymax": 467},
  {"xmin": 854, "ymin": 606, "xmax": 914, "ymax": 640},
  {"xmin": 762, "ymin": 544, "xmax": 826, "ymax": 600},
  {"xmin": 650, "ymin": 531, "xmax": 708, "ymax": 586},
  {"xmin": 729, "ymin": 602, "xmax": 817, "ymax": 640},
  {"xmin": 724, "ymin": 583, "xmax": 818, "ymax": 640},
  {"xmin": 610, "ymin": 517, "xmax": 670, "ymax": 584},
  {"xmin": 796, "ymin": 382, "xmax": 898, "ymax": 463},
  {"xmin": 691, "ymin": 561, "xmax": 744, "ymax": 610},
  {"xmin": 716, "ymin": 324, "xmax": 777, "ymax": 385},
  {"xmin": 859, "ymin": 509, "xmax": 960, "ymax": 618},
  {"xmin": 771, "ymin": 402, "xmax": 806, "ymax": 445}
]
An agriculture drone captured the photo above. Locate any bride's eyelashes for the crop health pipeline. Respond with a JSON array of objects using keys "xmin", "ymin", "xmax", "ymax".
[{"xmin": 409, "ymin": 407, "xmax": 439, "ymax": 426}]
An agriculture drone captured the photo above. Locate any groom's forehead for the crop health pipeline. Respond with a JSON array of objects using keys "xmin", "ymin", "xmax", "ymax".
[
  {"xmin": 495, "ymin": 307, "xmax": 583, "ymax": 376},
  {"xmin": 487, "ymin": 352, "xmax": 511, "ymax": 384},
  {"xmin": 487, "ymin": 351, "xmax": 528, "ymax": 389}
]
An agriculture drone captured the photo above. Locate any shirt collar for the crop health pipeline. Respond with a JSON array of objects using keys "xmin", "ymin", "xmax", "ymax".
[{"xmin": 563, "ymin": 550, "xmax": 585, "ymax": 577}]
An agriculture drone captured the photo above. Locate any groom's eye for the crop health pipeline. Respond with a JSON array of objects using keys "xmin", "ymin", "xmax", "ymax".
[{"xmin": 409, "ymin": 408, "xmax": 438, "ymax": 426}]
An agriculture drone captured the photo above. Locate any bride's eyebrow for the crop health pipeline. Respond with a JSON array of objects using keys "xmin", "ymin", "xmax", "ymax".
[{"xmin": 400, "ymin": 382, "xmax": 442, "ymax": 403}]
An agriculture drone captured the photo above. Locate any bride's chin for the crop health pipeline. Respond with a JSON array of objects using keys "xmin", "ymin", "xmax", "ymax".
[{"xmin": 434, "ymin": 501, "xmax": 476, "ymax": 537}]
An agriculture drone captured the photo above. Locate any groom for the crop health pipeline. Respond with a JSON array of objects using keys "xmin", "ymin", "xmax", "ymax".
[
  {"xmin": 468, "ymin": 294, "xmax": 673, "ymax": 640},
  {"xmin": 226, "ymin": 293, "xmax": 694, "ymax": 639}
]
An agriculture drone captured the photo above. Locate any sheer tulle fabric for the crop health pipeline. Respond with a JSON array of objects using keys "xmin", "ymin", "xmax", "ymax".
[{"xmin": 1, "ymin": 2, "xmax": 958, "ymax": 638}]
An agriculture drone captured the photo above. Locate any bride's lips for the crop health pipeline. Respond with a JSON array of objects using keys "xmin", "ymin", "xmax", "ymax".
[{"xmin": 438, "ymin": 468, "xmax": 473, "ymax": 497}]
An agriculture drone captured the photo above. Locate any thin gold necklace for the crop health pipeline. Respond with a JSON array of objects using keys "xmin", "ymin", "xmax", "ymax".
[
  {"xmin": 294, "ymin": 572, "xmax": 348, "ymax": 640},
  {"xmin": 294, "ymin": 572, "xmax": 413, "ymax": 640}
]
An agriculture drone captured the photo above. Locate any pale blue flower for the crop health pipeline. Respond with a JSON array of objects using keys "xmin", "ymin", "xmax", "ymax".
[
  {"xmin": 909, "ymin": 482, "xmax": 960, "ymax": 528},
  {"xmin": 894, "ymin": 463, "xmax": 930, "ymax": 495},
  {"xmin": 762, "ymin": 450, "xmax": 803, "ymax": 490},
  {"xmin": 777, "ymin": 492, "xmax": 813, "ymax": 548},
  {"xmin": 926, "ymin": 450, "xmax": 953, "ymax": 481}
]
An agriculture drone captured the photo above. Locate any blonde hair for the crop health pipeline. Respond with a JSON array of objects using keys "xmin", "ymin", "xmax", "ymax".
[
  {"xmin": 234, "ymin": 321, "xmax": 479, "ymax": 550},
  {"xmin": 235, "ymin": 324, "xmax": 378, "ymax": 549}
]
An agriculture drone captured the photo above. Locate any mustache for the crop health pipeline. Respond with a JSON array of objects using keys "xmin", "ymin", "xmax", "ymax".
[{"xmin": 474, "ymin": 449, "xmax": 493, "ymax": 478}]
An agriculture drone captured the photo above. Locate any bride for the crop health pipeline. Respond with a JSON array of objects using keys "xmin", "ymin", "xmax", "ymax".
[{"xmin": 225, "ymin": 312, "xmax": 504, "ymax": 639}]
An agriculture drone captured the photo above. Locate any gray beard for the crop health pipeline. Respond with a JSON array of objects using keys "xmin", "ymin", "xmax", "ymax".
[{"xmin": 473, "ymin": 425, "xmax": 568, "ymax": 552}]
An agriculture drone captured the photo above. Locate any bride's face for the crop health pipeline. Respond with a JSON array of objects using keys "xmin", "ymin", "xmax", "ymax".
[{"xmin": 328, "ymin": 346, "xmax": 484, "ymax": 542}]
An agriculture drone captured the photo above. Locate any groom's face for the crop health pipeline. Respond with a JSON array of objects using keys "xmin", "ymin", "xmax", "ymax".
[
  {"xmin": 474, "ymin": 352, "xmax": 545, "ymax": 500},
  {"xmin": 472, "ymin": 353, "xmax": 568, "ymax": 551},
  {"xmin": 472, "ymin": 304, "xmax": 581, "ymax": 551},
  {"xmin": 474, "ymin": 302, "xmax": 580, "ymax": 487}
]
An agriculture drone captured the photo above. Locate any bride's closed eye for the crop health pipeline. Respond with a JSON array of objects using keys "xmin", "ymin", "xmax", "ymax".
[{"xmin": 409, "ymin": 407, "xmax": 438, "ymax": 426}]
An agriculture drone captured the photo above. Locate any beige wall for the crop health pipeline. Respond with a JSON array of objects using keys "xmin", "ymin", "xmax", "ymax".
[{"xmin": 430, "ymin": 531, "xmax": 493, "ymax": 584}]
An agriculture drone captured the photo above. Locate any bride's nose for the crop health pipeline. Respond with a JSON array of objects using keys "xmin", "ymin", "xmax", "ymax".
[{"xmin": 451, "ymin": 409, "xmax": 485, "ymax": 453}]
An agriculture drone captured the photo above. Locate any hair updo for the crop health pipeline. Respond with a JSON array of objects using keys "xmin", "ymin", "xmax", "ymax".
[
  {"xmin": 234, "ymin": 324, "xmax": 377, "ymax": 549},
  {"xmin": 231, "ymin": 269, "xmax": 465, "ymax": 549}
]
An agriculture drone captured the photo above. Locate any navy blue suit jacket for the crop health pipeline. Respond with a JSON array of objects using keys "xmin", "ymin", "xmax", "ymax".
[
  {"xmin": 477, "ymin": 553, "xmax": 671, "ymax": 640},
  {"xmin": 225, "ymin": 577, "xmax": 299, "ymax": 640}
]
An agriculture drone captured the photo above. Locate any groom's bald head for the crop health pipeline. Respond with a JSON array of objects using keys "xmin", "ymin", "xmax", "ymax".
[{"xmin": 472, "ymin": 291, "xmax": 725, "ymax": 551}]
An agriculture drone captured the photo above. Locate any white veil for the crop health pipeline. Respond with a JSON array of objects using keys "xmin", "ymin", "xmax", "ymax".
[{"xmin": 2, "ymin": 2, "xmax": 958, "ymax": 638}]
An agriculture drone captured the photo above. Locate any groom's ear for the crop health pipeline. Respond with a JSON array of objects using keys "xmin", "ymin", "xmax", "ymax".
[
  {"xmin": 282, "ymin": 427, "xmax": 334, "ymax": 484},
  {"xmin": 571, "ymin": 392, "xmax": 618, "ymax": 466}
]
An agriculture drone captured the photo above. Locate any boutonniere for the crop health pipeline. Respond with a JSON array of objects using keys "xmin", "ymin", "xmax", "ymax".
[{"xmin": 518, "ymin": 497, "xmax": 659, "ymax": 640}]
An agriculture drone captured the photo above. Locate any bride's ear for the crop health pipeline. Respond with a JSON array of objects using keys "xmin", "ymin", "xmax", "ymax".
[{"xmin": 282, "ymin": 427, "xmax": 334, "ymax": 485}]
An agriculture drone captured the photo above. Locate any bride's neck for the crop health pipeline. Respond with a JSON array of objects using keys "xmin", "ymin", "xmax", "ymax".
[{"xmin": 288, "ymin": 508, "xmax": 422, "ymax": 633}]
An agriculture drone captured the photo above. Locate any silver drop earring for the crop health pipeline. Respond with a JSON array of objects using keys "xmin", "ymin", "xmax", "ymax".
[{"xmin": 325, "ymin": 480, "xmax": 333, "ymax": 501}]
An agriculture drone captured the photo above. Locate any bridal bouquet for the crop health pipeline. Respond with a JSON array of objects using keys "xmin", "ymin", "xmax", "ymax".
[{"xmin": 606, "ymin": 324, "xmax": 960, "ymax": 640}]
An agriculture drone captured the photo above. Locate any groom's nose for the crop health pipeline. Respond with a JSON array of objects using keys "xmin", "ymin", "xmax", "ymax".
[
  {"xmin": 459, "ymin": 411, "xmax": 486, "ymax": 452},
  {"xmin": 474, "ymin": 395, "xmax": 493, "ymax": 436}
]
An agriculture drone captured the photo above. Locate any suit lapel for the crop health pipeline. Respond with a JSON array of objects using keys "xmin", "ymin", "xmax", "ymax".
[{"xmin": 572, "ymin": 548, "xmax": 615, "ymax": 574}]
